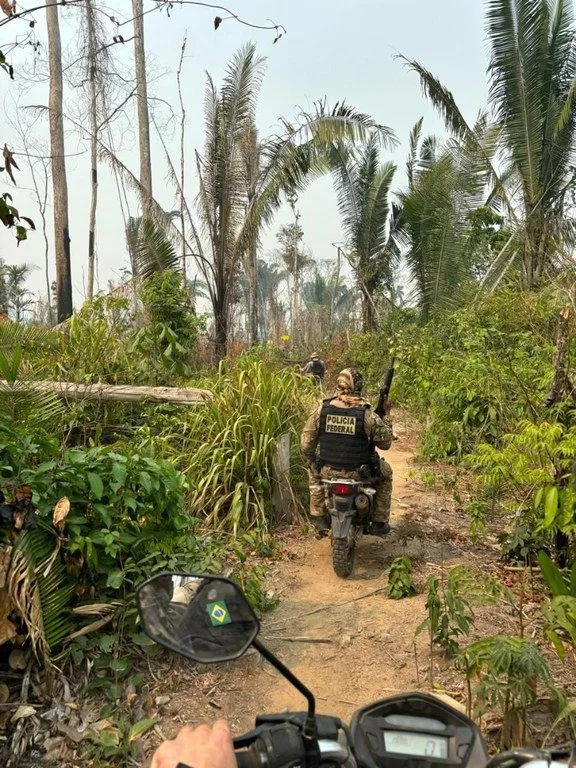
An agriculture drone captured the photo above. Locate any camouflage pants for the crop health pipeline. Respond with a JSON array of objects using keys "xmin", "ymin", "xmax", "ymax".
[{"xmin": 308, "ymin": 458, "xmax": 393, "ymax": 523}]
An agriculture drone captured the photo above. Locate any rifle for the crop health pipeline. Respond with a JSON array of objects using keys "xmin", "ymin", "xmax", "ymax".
[{"xmin": 375, "ymin": 357, "xmax": 396, "ymax": 419}]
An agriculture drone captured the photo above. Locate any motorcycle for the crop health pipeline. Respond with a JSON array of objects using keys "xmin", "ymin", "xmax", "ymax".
[
  {"xmin": 137, "ymin": 571, "xmax": 574, "ymax": 768},
  {"xmin": 323, "ymin": 475, "xmax": 376, "ymax": 578}
]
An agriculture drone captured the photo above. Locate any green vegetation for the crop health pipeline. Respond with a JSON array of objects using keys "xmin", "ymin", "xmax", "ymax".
[
  {"xmin": 385, "ymin": 556, "xmax": 416, "ymax": 599},
  {"xmin": 5, "ymin": 0, "xmax": 576, "ymax": 760}
]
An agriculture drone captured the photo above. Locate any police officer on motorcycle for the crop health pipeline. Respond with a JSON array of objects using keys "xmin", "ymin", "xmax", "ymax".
[{"xmin": 301, "ymin": 368, "xmax": 393, "ymax": 536}]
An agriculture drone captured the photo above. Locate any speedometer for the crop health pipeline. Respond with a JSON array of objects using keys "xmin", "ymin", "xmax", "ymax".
[
  {"xmin": 350, "ymin": 692, "xmax": 490, "ymax": 768},
  {"xmin": 384, "ymin": 730, "xmax": 449, "ymax": 758}
]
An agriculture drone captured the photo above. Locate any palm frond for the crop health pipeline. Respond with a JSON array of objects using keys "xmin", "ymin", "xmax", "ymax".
[
  {"xmin": 400, "ymin": 150, "xmax": 477, "ymax": 318},
  {"xmin": 99, "ymin": 143, "xmax": 186, "ymax": 254},
  {"xmin": 400, "ymin": 55, "xmax": 513, "ymax": 218},
  {"xmin": 0, "ymin": 345, "xmax": 64, "ymax": 429},
  {"xmin": 9, "ymin": 528, "xmax": 75, "ymax": 663},
  {"xmin": 252, "ymin": 102, "xmax": 396, "ymax": 230},
  {"xmin": 221, "ymin": 42, "xmax": 266, "ymax": 143},
  {"xmin": 486, "ymin": 0, "xmax": 546, "ymax": 203},
  {"xmin": 0, "ymin": 321, "xmax": 60, "ymax": 354},
  {"xmin": 399, "ymin": 55, "xmax": 476, "ymax": 142},
  {"xmin": 126, "ymin": 218, "xmax": 180, "ymax": 280},
  {"xmin": 363, "ymin": 160, "xmax": 397, "ymax": 279},
  {"xmin": 407, "ymin": 117, "xmax": 424, "ymax": 187}
]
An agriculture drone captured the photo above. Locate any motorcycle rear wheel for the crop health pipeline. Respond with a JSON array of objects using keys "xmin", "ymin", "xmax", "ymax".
[{"xmin": 332, "ymin": 536, "xmax": 355, "ymax": 578}]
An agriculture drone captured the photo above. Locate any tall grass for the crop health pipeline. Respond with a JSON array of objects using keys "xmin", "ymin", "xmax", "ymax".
[{"xmin": 178, "ymin": 360, "xmax": 316, "ymax": 533}]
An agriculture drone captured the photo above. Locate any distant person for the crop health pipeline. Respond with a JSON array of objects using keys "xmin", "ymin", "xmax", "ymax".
[{"xmin": 300, "ymin": 352, "xmax": 325, "ymax": 383}]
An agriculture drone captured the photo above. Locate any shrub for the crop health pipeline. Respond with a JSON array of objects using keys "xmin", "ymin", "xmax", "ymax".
[
  {"xmin": 468, "ymin": 421, "xmax": 576, "ymax": 554},
  {"xmin": 385, "ymin": 556, "xmax": 417, "ymax": 599},
  {"xmin": 458, "ymin": 636, "xmax": 556, "ymax": 748},
  {"xmin": 393, "ymin": 289, "xmax": 558, "ymax": 459},
  {"xmin": 131, "ymin": 271, "xmax": 205, "ymax": 382}
]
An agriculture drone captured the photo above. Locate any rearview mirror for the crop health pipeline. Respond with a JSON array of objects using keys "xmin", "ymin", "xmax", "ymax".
[{"xmin": 136, "ymin": 573, "xmax": 260, "ymax": 663}]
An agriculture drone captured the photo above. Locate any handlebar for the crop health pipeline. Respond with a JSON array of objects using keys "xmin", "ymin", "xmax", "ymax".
[
  {"xmin": 234, "ymin": 723, "xmax": 305, "ymax": 768},
  {"xmin": 234, "ymin": 733, "xmax": 350, "ymax": 768},
  {"xmin": 235, "ymin": 747, "xmax": 261, "ymax": 768}
]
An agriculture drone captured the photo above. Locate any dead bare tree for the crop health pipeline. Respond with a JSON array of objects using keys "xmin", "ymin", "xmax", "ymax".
[
  {"xmin": 85, "ymin": 0, "xmax": 99, "ymax": 300},
  {"xmin": 177, "ymin": 34, "xmax": 187, "ymax": 281},
  {"xmin": 132, "ymin": 0, "xmax": 153, "ymax": 224},
  {"xmin": 22, "ymin": 157, "xmax": 52, "ymax": 325},
  {"xmin": 46, "ymin": 0, "xmax": 72, "ymax": 322}
]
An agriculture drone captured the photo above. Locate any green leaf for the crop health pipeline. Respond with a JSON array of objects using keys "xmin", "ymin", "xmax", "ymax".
[
  {"xmin": 129, "ymin": 717, "xmax": 158, "ymax": 744},
  {"xmin": 106, "ymin": 684, "xmax": 123, "ymax": 702},
  {"xmin": 533, "ymin": 487, "xmax": 544, "ymax": 510},
  {"xmin": 109, "ymin": 657, "xmax": 131, "ymax": 674},
  {"xmin": 570, "ymin": 563, "xmax": 576, "ymax": 597},
  {"xmin": 106, "ymin": 570, "xmax": 124, "ymax": 590},
  {"xmin": 138, "ymin": 472, "xmax": 152, "ymax": 494},
  {"xmin": 543, "ymin": 486, "xmax": 559, "ymax": 528},
  {"xmin": 95, "ymin": 728, "xmax": 121, "ymax": 747},
  {"xmin": 538, "ymin": 550, "xmax": 568, "ymax": 597},
  {"xmin": 99, "ymin": 634, "xmax": 117, "ymax": 653},
  {"xmin": 131, "ymin": 632, "xmax": 155, "ymax": 648},
  {"xmin": 88, "ymin": 472, "xmax": 104, "ymax": 500},
  {"xmin": 111, "ymin": 462, "xmax": 127, "ymax": 485}
]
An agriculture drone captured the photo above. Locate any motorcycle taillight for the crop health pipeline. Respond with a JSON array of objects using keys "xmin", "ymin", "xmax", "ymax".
[{"xmin": 332, "ymin": 483, "xmax": 353, "ymax": 496}]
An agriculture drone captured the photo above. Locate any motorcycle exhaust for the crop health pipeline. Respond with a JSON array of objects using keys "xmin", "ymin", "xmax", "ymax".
[{"xmin": 354, "ymin": 493, "xmax": 370, "ymax": 512}]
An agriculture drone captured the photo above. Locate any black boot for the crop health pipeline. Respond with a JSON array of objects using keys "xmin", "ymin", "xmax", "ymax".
[
  {"xmin": 311, "ymin": 516, "xmax": 330, "ymax": 538},
  {"xmin": 370, "ymin": 521, "xmax": 391, "ymax": 536}
]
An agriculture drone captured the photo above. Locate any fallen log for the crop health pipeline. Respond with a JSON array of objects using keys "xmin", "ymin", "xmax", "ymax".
[{"xmin": 0, "ymin": 380, "xmax": 213, "ymax": 405}]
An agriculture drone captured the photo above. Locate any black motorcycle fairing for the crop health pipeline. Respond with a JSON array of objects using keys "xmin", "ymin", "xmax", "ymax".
[{"xmin": 350, "ymin": 692, "xmax": 489, "ymax": 768}]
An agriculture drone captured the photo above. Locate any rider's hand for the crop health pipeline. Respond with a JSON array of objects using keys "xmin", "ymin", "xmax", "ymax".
[{"xmin": 151, "ymin": 720, "xmax": 237, "ymax": 768}]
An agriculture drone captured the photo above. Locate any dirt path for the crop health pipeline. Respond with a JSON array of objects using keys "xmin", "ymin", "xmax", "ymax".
[{"xmin": 146, "ymin": 420, "xmax": 491, "ymax": 753}]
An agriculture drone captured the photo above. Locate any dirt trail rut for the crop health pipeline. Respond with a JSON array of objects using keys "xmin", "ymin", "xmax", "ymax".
[{"xmin": 150, "ymin": 422, "xmax": 483, "ymax": 748}]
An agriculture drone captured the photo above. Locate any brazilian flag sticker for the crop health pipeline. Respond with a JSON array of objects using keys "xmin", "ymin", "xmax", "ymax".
[{"xmin": 206, "ymin": 600, "xmax": 232, "ymax": 627}]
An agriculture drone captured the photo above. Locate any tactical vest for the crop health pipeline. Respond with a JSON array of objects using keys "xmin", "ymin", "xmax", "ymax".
[
  {"xmin": 310, "ymin": 360, "xmax": 325, "ymax": 377},
  {"xmin": 318, "ymin": 400, "xmax": 372, "ymax": 470}
]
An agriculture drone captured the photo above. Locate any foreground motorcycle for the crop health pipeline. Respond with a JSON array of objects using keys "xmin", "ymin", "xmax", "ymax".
[
  {"xmin": 322, "ymin": 477, "xmax": 376, "ymax": 578},
  {"xmin": 136, "ymin": 572, "xmax": 574, "ymax": 768}
]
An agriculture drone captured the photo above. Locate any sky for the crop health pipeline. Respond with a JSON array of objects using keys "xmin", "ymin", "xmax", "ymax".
[{"xmin": 0, "ymin": 0, "xmax": 489, "ymax": 309}]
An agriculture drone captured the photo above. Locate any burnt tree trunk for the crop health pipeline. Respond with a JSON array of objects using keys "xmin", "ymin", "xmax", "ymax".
[
  {"xmin": 132, "ymin": 0, "xmax": 153, "ymax": 217},
  {"xmin": 46, "ymin": 1, "xmax": 72, "ymax": 322}
]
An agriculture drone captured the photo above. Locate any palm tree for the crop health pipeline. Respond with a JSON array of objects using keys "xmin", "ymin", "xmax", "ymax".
[
  {"xmin": 396, "ymin": 120, "xmax": 488, "ymax": 319},
  {"xmin": 302, "ymin": 270, "xmax": 357, "ymax": 342},
  {"xmin": 0, "ymin": 258, "xmax": 8, "ymax": 317},
  {"xmin": 402, "ymin": 0, "xmax": 576, "ymax": 286},
  {"xmin": 193, "ymin": 44, "xmax": 394, "ymax": 360},
  {"xmin": 257, "ymin": 259, "xmax": 287, "ymax": 342},
  {"xmin": 5, "ymin": 263, "xmax": 36, "ymax": 323},
  {"xmin": 275, "ymin": 213, "xmax": 315, "ymax": 345},
  {"xmin": 330, "ymin": 135, "xmax": 397, "ymax": 331}
]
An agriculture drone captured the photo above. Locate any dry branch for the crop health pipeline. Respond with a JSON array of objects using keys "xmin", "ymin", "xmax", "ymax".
[{"xmin": 266, "ymin": 586, "xmax": 387, "ymax": 628}]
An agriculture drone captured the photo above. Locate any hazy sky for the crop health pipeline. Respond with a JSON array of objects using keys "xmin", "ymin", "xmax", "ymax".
[{"xmin": 1, "ymin": 0, "xmax": 489, "ymax": 307}]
